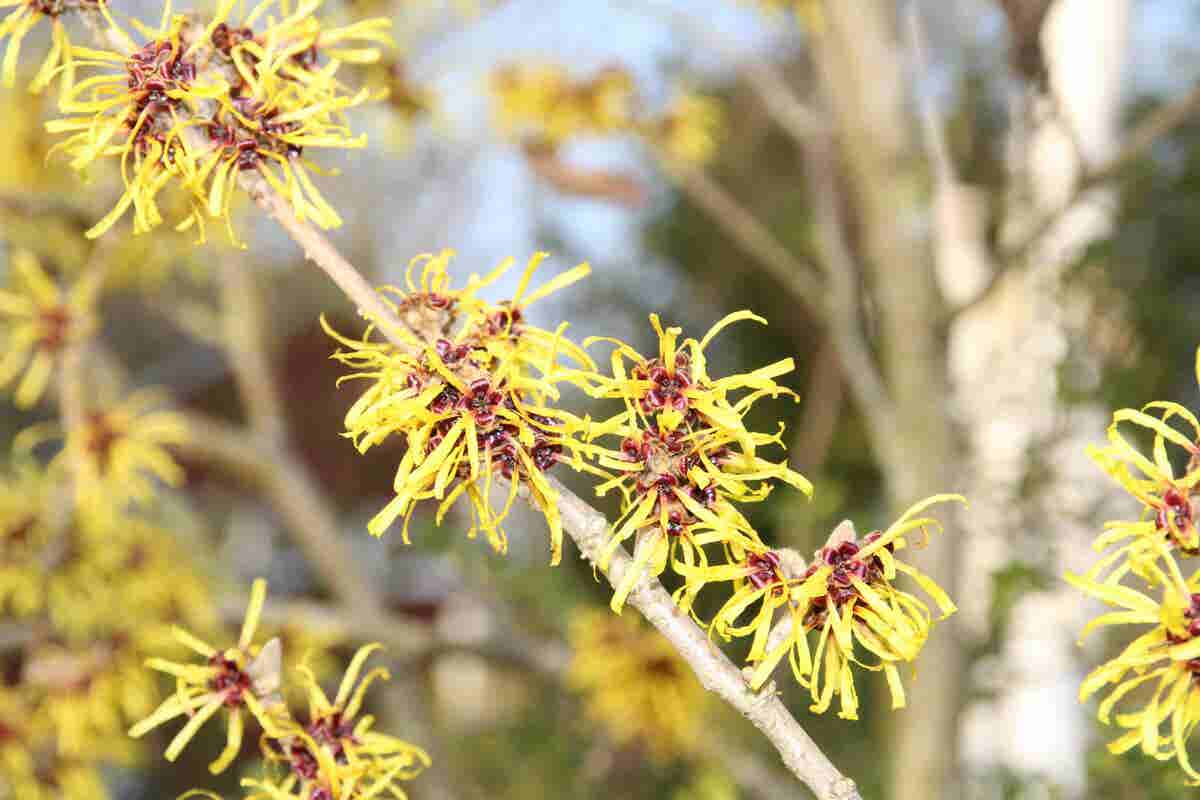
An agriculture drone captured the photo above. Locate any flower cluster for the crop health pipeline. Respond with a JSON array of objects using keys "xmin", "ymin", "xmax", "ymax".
[
  {"xmin": 131, "ymin": 579, "xmax": 429, "ymax": 799},
  {"xmin": 324, "ymin": 250, "xmax": 595, "ymax": 564},
  {"xmin": 326, "ymin": 257, "xmax": 963, "ymax": 720},
  {"xmin": 42, "ymin": 0, "xmax": 391, "ymax": 242},
  {"xmin": 1070, "ymin": 349, "xmax": 1200, "ymax": 782},
  {"xmin": 567, "ymin": 610, "xmax": 708, "ymax": 760},
  {"xmin": 705, "ymin": 500, "xmax": 961, "ymax": 720},
  {"xmin": 491, "ymin": 63, "xmax": 634, "ymax": 147},
  {"xmin": 0, "ymin": 455, "xmax": 218, "ymax": 800},
  {"xmin": 489, "ymin": 62, "xmax": 721, "ymax": 165},
  {"xmin": 580, "ymin": 311, "xmax": 811, "ymax": 611}
]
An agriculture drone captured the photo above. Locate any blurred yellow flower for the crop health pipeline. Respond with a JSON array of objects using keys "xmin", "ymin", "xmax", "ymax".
[
  {"xmin": 491, "ymin": 63, "xmax": 635, "ymax": 146},
  {"xmin": 0, "ymin": 457, "xmax": 54, "ymax": 617},
  {"xmin": 0, "ymin": 250, "xmax": 101, "ymax": 408},
  {"xmin": 568, "ymin": 610, "xmax": 707, "ymax": 760},
  {"xmin": 642, "ymin": 92, "xmax": 722, "ymax": 165},
  {"xmin": 29, "ymin": 389, "xmax": 188, "ymax": 510}
]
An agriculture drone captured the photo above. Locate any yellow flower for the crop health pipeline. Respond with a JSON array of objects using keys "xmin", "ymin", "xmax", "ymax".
[
  {"xmin": 25, "ymin": 643, "xmax": 150, "ymax": 763},
  {"xmin": 0, "ymin": 0, "xmax": 105, "ymax": 93},
  {"xmin": 46, "ymin": 10, "xmax": 219, "ymax": 240},
  {"xmin": 1, "ymin": 687, "xmax": 112, "ymax": 800},
  {"xmin": 44, "ymin": 0, "xmax": 391, "ymax": 242},
  {"xmin": 581, "ymin": 311, "xmax": 811, "ymax": 611},
  {"xmin": 1068, "ymin": 572, "xmax": 1200, "ymax": 783},
  {"xmin": 0, "ymin": 250, "xmax": 101, "ymax": 408},
  {"xmin": 129, "ymin": 578, "xmax": 283, "ymax": 774},
  {"xmin": 1069, "ymin": 346, "xmax": 1200, "ymax": 784},
  {"xmin": 642, "ymin": 91, "xmax": 721, "ymax": 164},
  {"xmin": 568, "ymin": 610, "xmax": 707, "ymax": 760},
  {"xmin": 252, "ymin": 643, "xmax": 429, "ymax": 800},
  {"xmin": 711, "ymin": 496, "xmax": 963, "ymax": 720},
  {"xmin": 49, "ymin": 389, "xmax": 188, "ymax": 508},
  {"xmin": 325, "ymin": 251, "xmax": 594, "ymax": 564},
  {"xmin": 1086, "ymin": 399, "xmax": 1200, "ymax": 583},
  {"xmin": 490, "ymin": 63, "xmax": 635, "ymax": 146},
  {"xmin": 0, "ymin": 457, "xmax": 54, "ymax": 617},
  {"xmin": 198, "ymin": 0, "xmax": 392, "ymax": 239}
]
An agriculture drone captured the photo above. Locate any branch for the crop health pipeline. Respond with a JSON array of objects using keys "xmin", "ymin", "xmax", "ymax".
[
  {"xmin": 242, "ymin": 181, "xmax": 862, "ymax": 797},
  {"xmin": 538, "ymin": 476, "xmax": 860, "ymax": 800},
  {"xmin": 243, "ymin": 178, "xmax": 414, "ymax": 349},
  {"xmin": 622, "ymin": 0, "xmax": 827, "ymax": 145},
  {"xmin": 790, "ymin": 336, "xmax": 842, "ymax": 476},
  {"xmin": 178, "ymin": 412, "xmax": 384, "ymax": 617},
  {"xmin": 663, "ymin": 160, "xmax": 827, "ymax": 317},
  {"xmin": 217, "ymin": 255, "xmax": 286, "ymax": 446},
  {"xmin": 798, "ymin": 133, "xmax": 900, "ymax": 469},
  {"xmin": 960, "ymin": 78, "xmax": 1200, "ymax": 316}
]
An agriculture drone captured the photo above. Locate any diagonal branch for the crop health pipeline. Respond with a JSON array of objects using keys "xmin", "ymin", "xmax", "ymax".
[
  {"xmin": 538, "ymin": 475, "xmax": 861, "ymax": 800},
  {"xmin": 799, "ymin": 133, "xmax": 900, "ymax": 469},
  {"xmin": 259, "ymin": 210, "xmax": 863, "ymax": 798},
  {"xmin": 217, "ymin": 255, "xmax": 287, "ymax": 446},
  {"xmin": 179, "ymin": 411, "xmax": 385, "ymax": 617},
  {"xmin": 663, "ymin": 161, "xmax": 827, "ymax": 318}
]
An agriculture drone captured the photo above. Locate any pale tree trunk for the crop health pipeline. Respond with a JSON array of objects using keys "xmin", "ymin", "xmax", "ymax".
[
  {"xmin": 949, "ymin": 0, "xmax": 1129, "ymax": 795},
  {"xmin": 814, "ymin": 3, "xmax": 961, "ymax": 799}
]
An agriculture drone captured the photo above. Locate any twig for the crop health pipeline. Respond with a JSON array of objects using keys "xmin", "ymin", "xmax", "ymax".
[
  {"xmin": 218, "ymin": 255, "xmax": 286, "ymax": 446},
  {"xmin": 242, "ymin": 177, "xmax": 414, "ymax": 348},
  {"xmin": 904, "ymin": 2, "xmax": 955, "ymax": 184},
  {"xmin": 790, "ymin": 336, "xmax": 842, "ymax": 475},
  {"xmin": 178, "ymin": 412, "xmax": 384, "ymax": 617},
  {"xmin": 799, "ymin": 133, "xmax": 900, "ymax": 470},
  {"xmin": 663, "ymin": 160, "xmax": 827, "ymax": 317}
]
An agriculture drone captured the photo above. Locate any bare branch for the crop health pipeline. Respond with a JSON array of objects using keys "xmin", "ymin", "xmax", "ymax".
[
  {"xmin": 664, "ymin": 160, "xmax": 827, "ymax": 317},
  {"xmin": 217, "ymin": 255, "xmax": 287, "ymax": 446},
  {"xmin": 799, "ymin": 134, "xmax": 900, "ymax": 469},
  {"xmin": 904, "ymin": 2, "xmax": 956, "ymax": 184},
  {"xmin": 244, "ymin": 178, "xmax": 414, "ymax": 348},
  {"xmin": 790, "ymin": 336, "xmax": 843, "ymax": 475},
  {"xmin": 178, "ymin": 412, "xmax": 384, "ymax": 617}
]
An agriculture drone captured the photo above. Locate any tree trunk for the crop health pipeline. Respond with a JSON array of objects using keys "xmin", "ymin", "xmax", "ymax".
[
  {"xmin": 814, "ymin": 3, "xmax": 962, "ymax": 799},
  {"xmin": 950, "ymin": 0, "xmax": 1129, "ymax": 795}
]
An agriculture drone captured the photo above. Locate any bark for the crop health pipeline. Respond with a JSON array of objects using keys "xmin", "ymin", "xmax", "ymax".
[
  {"xmin": 814, "ymin": 3, "xmax": 961, "ymax": 799},
  {"xmin": 952, "ymin": 1, "xmax": 1129, "ymax": 794}
]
